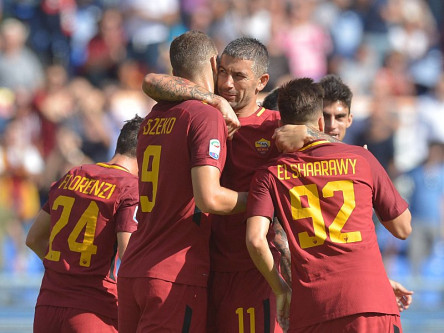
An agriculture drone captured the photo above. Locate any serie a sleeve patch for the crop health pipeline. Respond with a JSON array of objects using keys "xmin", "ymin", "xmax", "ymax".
[{"xmin": 209, "ymin": 139, "xmax": 221, "ymax": 160}]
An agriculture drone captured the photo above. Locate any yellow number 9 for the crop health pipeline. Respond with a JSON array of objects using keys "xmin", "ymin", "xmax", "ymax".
[{"xmin": 140, "ymin": 145, "xmax": 161, "ymax": 212}]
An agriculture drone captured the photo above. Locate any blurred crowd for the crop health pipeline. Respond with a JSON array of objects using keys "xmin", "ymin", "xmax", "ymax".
[{"xmin": 0, "ymin": 0, "xmax": 443, "ymax": 305}]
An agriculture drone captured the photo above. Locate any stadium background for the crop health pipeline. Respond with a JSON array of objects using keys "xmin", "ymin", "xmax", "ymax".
[{"xmin": 0, "ymin": 0, "xmax": 443, "ymax": 331}]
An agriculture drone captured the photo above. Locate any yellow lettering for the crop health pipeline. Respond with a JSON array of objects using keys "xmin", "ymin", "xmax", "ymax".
[
  {"xmin": 284, "ymin": 164, "xmax": 290, "ymax": 180},
  {"xmin": 91, "ymin": 180, "xmax": 105, "ymax": 197},
  {"xmin": 98, "ymin": 182, "xmax": 113, "ymax": 199},
  {"xmin": 329, "ymin": 160, "xmax": 337, "ymax": 176},
  {"xmin": 149, "ymin": 118, "xmax": 160, "ymax": 135},
  {"xmin": 59, "ymin": 174, "xmax": 72, "ymax": 189},
  {"xmin": 313, "ymin": 162, "xmax": 322, "ymax": 176},
  {"xmin": 350, "ymin": 159, "xmax": 357, "ymax": 174},
  {"xmin": 336, "ymin": 159, "xmax": 348, "ymax": 175},
  {"xmin": 290, "ymin": 164, "xmax": 300, "ymax": 178},
  {"xmin": 321, "ymin": 161, "xmax": 329, "ymax": 176},
  {"xmin": 107, "ymin": 184, "xmax": 116, "ymax": 199},
  {"xmin": 74, "ymin": 177, "xmax": 89, "ymax": 193},
  {"xmin": 166, "ymin": 118, "xmax": 176, "ymax": 133},
  {"xmin": 143, "ymin": 119, "xmax": 152, "ymax": 135},
  {"xmin": 156, "ymin": 118, "xmax": 165, "ymax": 135},
  {"xmin": 68, "ymin": 176, "xmax": 82, "ymax": 191},
  {"xmin": 297, "ymin": 163, "xmax": 306, "ymax": 177},
  {"xmin": 306, "ymin": 163, "xmax": 314, "ymax": 177},
  {"xmin": 277, "ymin": 165, "xmax": 285, "ymax": 180},
  {"xmin": 83, "ymin": 179, "xmax": 95, "ymax": 194}
]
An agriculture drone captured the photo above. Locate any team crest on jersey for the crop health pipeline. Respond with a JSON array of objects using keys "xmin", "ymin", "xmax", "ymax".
[
  {"xmin": 255, "ymin": 138, "xmax": 271, "ymax": 155},
  {"xmin": 209, "ymin": 139, "xmax": 220, "ymax": 160}
]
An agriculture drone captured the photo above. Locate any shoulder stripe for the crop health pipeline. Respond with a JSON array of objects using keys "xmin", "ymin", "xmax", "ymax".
[
  {"xmin": 299, "ymin": 140, "xmax": 330, "ymax": 152},
  {"xmin": 96, "ymin": 163, "xmax": 130, "ymax": 173}
]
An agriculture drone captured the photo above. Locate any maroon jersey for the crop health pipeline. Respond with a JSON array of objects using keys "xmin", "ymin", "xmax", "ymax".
[
  {"xmin": 118, "ymin": 100, "xmax": 227, "ymax": 287},
  {"xmin": 246, "ymin": 140, "xmax": 409, "ymax": 329},
  {"xmin": 211, "ymin": 107, "xmax": 281, "ymax": 271},
  {"xmin": 36, "ymin": 163, "xmax": 138, "ymax": 319}
]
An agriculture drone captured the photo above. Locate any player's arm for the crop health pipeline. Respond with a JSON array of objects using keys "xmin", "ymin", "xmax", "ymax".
[
  {"xmin": 142, "ymin": 73, "xmax": 240, "ymax": 138},
  {"xmin": 246, "ymin": 215, "xmax": 291, "ymax": 330},
  {"xmin": 272, "ymin": 217, "xmax": 292, "ymax": 285},
  {"xmin": 26, "ymin": 210, "xmax": 51, "ymax": 260},
  {"xmin": 191, "ymin": 165, "xmax": 247, "ymax": 215},
  {"xmin": 117, "ymin": 232, "xmax": 131, "ymax": 259},
  {"xmin": 273, "ymin": 124, "xmax": 340, "ymax": 153},
  {"xmin": 379, "ymin": 208, "xmax": 412, "ymax": 240},
  {"xmin": 389, "ymin": 279, "xmax": 413, "ymax": 312}
]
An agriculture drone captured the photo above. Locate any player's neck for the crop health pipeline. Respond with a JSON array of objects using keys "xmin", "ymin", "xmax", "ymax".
[
  {"xmin": 236, "ymin": 100, "xmax": 261, "ymax": 118},
  {"xmin": 108, "ymin": 154, "xmax": 138, "ymax": 176}
]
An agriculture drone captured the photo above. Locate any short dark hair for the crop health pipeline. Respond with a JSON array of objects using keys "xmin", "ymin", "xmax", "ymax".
[
  {"xmin": 262, "ymin": 88, "xmax": 280, "ymax": 111},
  {"xmin": 278, "ymin": 78, "xmax": 324, "ymax": 125},
  {"xmin": 170, "ymin": 30, "xmax": 218, "ymax": 78},
  {"xmin": 319, "ymin": 75, "xmax": 352, "ymax": 111},
  {"xmin": 115, "ymin": 115, "xmax": 144, "ymax": 157},
  {"xmin": 222, "ymin": 37, "xmax": 269, "ymax": 77}
]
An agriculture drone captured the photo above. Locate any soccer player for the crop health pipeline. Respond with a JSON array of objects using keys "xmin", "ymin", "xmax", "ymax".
[
  {"xmin": 26, "ymin": 115, "xmax": 143, "ymax": 332},
  {"xmin": 245, "ymin": 78, "xmax": 412, "ymax": 332},
  {"xmin": 319, "ymin": 74, "xmax": 353, "ymax": 141},
  {"xmin": 142, "ymin": 37, "xmax": 321, "ymax": 333},
  {"xmin": 264, "ymin": 75, "xmax": 414, "ymax": 312},
  {"xmin": 117, "ymin": 31, "xmax": 247, "ymax": 333}
]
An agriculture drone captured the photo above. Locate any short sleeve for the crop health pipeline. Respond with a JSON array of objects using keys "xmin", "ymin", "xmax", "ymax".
[
  {"xmin": 367, "ymin": 151, "xmax": 409, "ymax": 221},
  {"xmin": 115, "ymin": 185, "xmax": 139, "ymax": 233},
  {"xmin": 246, "ymin": 169, "xmax": 275, "ymax": 221},
  {"xmin": 188, "ymin": 103, "xmax": 228, "ymax": 172}
]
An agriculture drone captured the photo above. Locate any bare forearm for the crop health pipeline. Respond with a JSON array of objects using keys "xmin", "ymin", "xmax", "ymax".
[
  {"xmin": 142, "ymin": 73, "xmax": 218, "ymax": 104},
  {"xmin": 202, "ymin": 189, "xmax": 247, "ymax": 215},
  {"xmin": 26, "ymin": 239, "xmax": 48, "ymax": 260},
  {"xmin": 272, "ymin": 218, "xmax": 292, "ymax": 284},
  {"xmin": 247, "ymin": 237, "xmax": 283, "ymax": 294}
]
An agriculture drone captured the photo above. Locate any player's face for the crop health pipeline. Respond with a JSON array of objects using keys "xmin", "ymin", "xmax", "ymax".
[
  {"xmin": 216, "ymin": 55, "xmax": 262, "ymax": 113},
  {"xmin": 323, "ymin": 100, "xmax": 353, "ymax": 141}
]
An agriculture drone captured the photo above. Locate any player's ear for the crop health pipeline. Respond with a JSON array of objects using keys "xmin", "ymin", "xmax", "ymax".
[
  {"xmin": 256, "ymin": 73, "xmax": 270, "ymax": 93},
  {"xmin": 210, "ymin": 55, "xmax": 218, "ymax": 76},
  {"xmin": 318, "ymin": 115, "xmax": 325, "ymax": 133},
  {"xmin": 346, "ymin": 113, "xmax": 353, "ymax": 128}
]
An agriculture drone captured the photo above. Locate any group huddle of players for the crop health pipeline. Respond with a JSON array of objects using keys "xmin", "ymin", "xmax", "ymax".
[{"xmin": 26, "ymin": 31, "xmax": 412, "ymax": 333}]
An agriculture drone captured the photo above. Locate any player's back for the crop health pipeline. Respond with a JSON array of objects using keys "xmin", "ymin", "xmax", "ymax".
[
  {"xmin": 38, "ymin": 162, "xmax": 138, "ymax": 318},
  {"xmin": 119, "ymin": 100, "xmax": 227, "ymax": 287},
  {"xmin": 257, "ymin": 140, "xmax": 408, "ymax": 327}
]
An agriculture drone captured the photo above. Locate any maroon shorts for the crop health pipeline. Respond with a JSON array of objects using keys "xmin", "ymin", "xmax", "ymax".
[
  {"xmin": 207, "ymin": 269, "xmax": 283, "ymax": 333},
  {"xmin": 291, "ymin": 313, "xmax": 402, "ymax": 333},
  {"xmin": 118, "ymin": 277, "xmax": 207, "ymax": 333},
  {"xmin": 34, "ymin": 305, "xmax": 117, "ymax": 333}
]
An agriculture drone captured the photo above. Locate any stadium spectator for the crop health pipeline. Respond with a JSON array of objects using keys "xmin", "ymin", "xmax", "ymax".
[
  {"xmin": 117, "ymin": 31, "xmax": 246, "ymax": 333},
  {"xmin": 0, "ymin": 18, "xmax": 44, "ymax": 93},
  {"xmin": 33, "ymin": 64, "xmax": 73, "ymax": 159},
  {"xmin": 278, "ymin": 0, "xmax": 332, "ymax": 81},
  {"xmin": 245, "ymin": 77, "xmax": 412, "ymax": 332},
  {"xmin": 0, "ymin": 117, "xmax": 43, "ymax": 273},
  {"xmin": 64, "ymin": 78, "xmax": 112, "ymax": 163},
  {"xmin": 405, "ymin": 141, "xmax": 444, "ymax": 277},
  {"xmin": 26, "ymin": 115, "xmax": 142, "ymax": 332},
  {"xmin": 120, "ymin": 0, "xmax": 181, "ymax": 72},
  {"xmin": 82, "ymin": 8, "xmax": 128, "ymax": 87}
]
